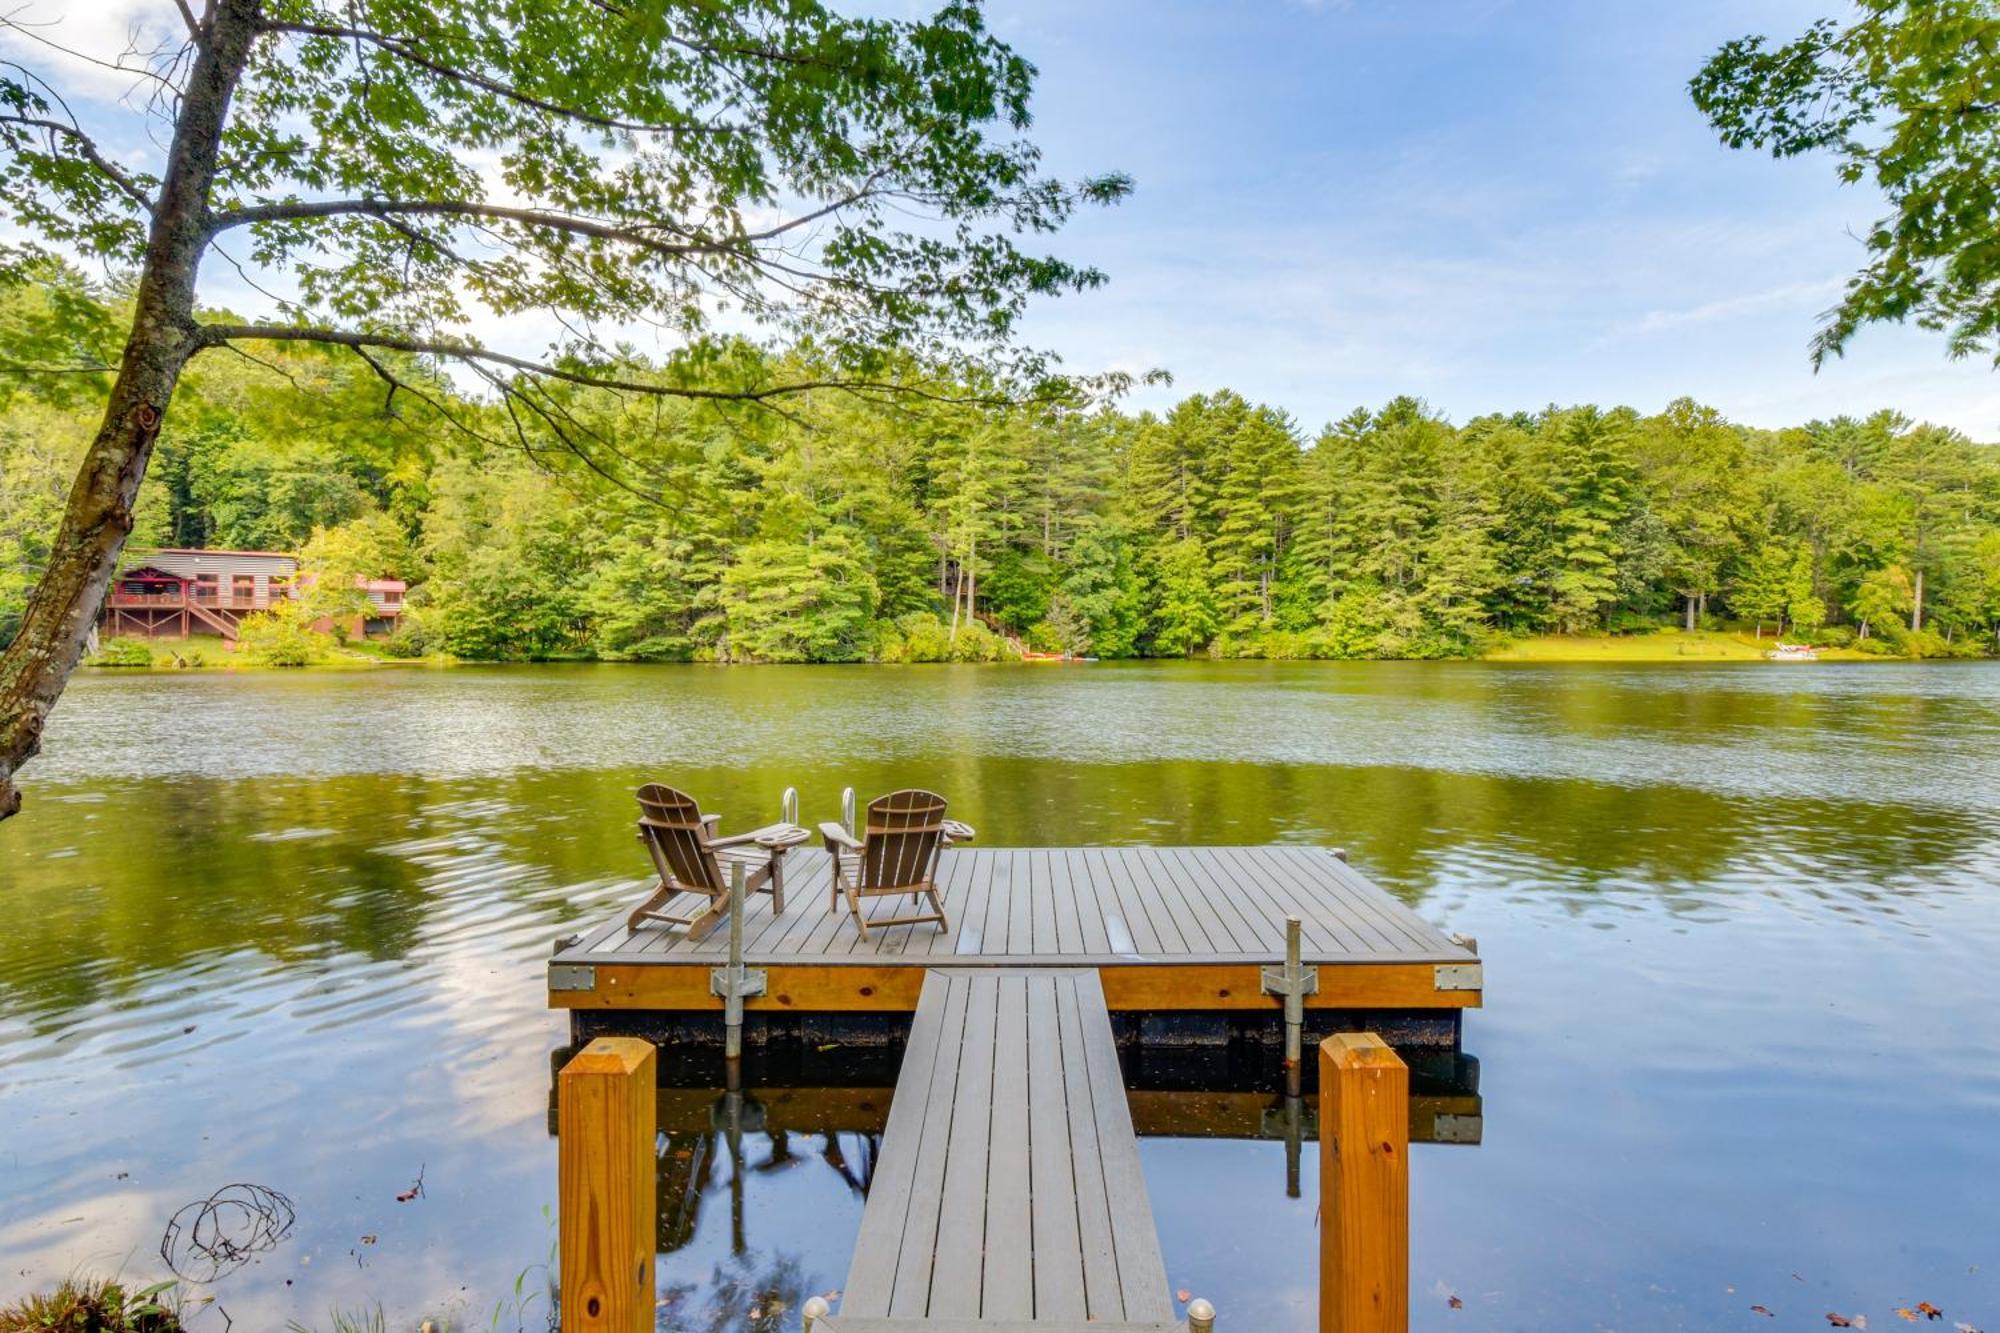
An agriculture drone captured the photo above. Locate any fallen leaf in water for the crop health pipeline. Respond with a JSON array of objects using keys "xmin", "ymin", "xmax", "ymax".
[
  {"xmin": 1915, "ymin": 1306, "xmax": 1941, "ymax": 1320},
  {"xmin": 1752, "ymin": 1307, "xmax": 1774, "ymax": 1317},
  {"xmin": 1176, "ymin": 1289, "xmax": 1191, "ymax": 1303},
  {"xmin": 1952, "ymin": 1323, "xmax": 1980, "ymax": 1333},
  {"xmin": 359, "ymin": 1234, "xmax": 376, "ymax": 1245},
  {"xmin": 1827, "ymin": 1316, "xmax": 1866, "ymax": 1329},
  {"xmin": 1448, "ymin": 1295, "xmax": 1464, "ymax": 1309},
  {"xmin": 820, "ymin": 1290, "xmax": 841, "ymax": 1302}
]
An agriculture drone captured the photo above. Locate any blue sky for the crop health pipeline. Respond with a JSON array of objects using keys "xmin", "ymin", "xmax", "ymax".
[
  {"xmin": 982, "ymin": 0, "xmax": 2000, "ymax": 437},
  {"xmin": 9, "ymin": 0, "xmax": 1997, "ymax": 438}
]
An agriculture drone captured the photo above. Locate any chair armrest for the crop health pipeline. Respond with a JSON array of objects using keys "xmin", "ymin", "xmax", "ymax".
[
  {"xmin": 819, "ymin": 821, "xmax": 864, "ymax": 851},
  {"xmin": 714, "ymin": 822, "xmax": 810, "ymax": 851},
  {"xmin": 941, "ymin": 819, "xmax": 975, "ymax": 844},
  {"xmin": 700, "ymin": 813, "xmax": 721, "ymax": 829}
]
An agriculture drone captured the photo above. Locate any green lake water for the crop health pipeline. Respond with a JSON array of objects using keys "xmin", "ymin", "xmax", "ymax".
[{"xmin": 3, "ymin": 660, "xmax": 1999, "ymax": 1330}]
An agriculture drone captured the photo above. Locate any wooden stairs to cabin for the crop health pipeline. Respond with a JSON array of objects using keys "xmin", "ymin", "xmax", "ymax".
[{"xmin": 185, "ymin": 601, "xmax": 240, "ymax": 640}]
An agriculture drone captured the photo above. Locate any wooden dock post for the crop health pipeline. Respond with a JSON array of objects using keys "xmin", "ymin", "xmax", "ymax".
[
  {"xmin": 1319, "ymin": 1032, "xmax": 1408, "ymax": 1333},
  {"xmin": 559, "ymin": 1037, "xmax": 657, "ymax": 1333}
]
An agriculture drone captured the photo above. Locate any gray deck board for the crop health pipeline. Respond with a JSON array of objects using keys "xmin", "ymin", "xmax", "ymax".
[
  {"xmin": 842, "ymin": 968, "xmax": 1171, "ymax": 1324},
  {"xmin": 556, "ymin": 846, "xmax": 1474, "ymax": 968}
]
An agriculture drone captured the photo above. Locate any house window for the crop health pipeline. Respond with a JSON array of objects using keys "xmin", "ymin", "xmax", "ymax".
[
  {"xmin": 195, "ymin": 574, "xmax": 219, "ymax": 602},
  {"xmin": 232, "ymin": 574, "xmax": 255, "ymax": 604}
]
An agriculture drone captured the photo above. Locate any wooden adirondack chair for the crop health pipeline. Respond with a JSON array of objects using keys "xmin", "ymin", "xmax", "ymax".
[
  {"xmin": 818, "ymin": 788, "xmax": 973, "ymax": 940},
  {"xmin": 628, "ymin": 784, "xmax": 806, "ymax": 940}
]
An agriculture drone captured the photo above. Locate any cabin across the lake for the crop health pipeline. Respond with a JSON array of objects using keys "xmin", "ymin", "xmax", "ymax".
[{"xmin": 100, "ymin": 547, "xmax": 406, "ymax": 643}]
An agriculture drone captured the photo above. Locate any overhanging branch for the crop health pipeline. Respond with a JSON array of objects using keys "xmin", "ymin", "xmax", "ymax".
[
  {"xmin": 205, "ymin": 180, "xmax": 885, "ymax": 256},
  {"xmin": 194, "ymin": 322, "xmax": 1004, "ymax": 407}
]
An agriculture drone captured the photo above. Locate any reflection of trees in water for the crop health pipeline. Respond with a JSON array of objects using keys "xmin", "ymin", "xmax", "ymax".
[
  {"xmin": 596, "ymin": 756, "xmax": 1997, "ymax": 909},
  {"xmin": 657, "ymin": 1116, "xmax": 876, "ymax": 1255},
  {"xmin": 12, "ymin": 738, "xmax": 1992, "ymax": 1024},
  {"xmin": 656, "ymin": 1249, "xmax": 811, "ymax": 1333},
  {"xmin": 1, "ymin": 773, "xmax": 628, "ymax": 1021},
  {"xmin": 650, "ymin": 1095, "xmax": 871, "ymax": 1333}
]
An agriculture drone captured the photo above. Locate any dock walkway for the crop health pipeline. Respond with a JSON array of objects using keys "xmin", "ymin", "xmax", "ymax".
[{"xmin": 833, "ymin": 967, "xmax": 1179, "ymax": 1331}]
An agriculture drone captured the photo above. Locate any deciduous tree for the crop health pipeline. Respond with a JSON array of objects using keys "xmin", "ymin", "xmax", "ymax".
[{"xmin": 0, "ymin": 0, "xmax": 1128, "ymax": 817}]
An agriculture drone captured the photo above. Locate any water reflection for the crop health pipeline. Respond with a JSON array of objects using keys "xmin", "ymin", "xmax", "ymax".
[{"xmin": 3, "ymin": 663, "xmax": 1999, "ymax": 1330}]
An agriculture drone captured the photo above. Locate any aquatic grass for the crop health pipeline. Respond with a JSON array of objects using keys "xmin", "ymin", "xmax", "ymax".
[{"xmin": 0, "ymin": 1277, "xmax": 183, "ymax": 1332}]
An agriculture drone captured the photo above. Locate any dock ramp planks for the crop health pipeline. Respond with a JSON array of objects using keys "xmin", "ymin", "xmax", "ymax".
[{"xmin": 838, "ymin": 967, "xmax": 1173, "ymax": 1327}]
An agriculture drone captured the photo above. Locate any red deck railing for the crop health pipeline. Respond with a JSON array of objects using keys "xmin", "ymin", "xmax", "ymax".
[{"xmin": 106, "ymin": 592, "xmax": 277, "ymax": 610}]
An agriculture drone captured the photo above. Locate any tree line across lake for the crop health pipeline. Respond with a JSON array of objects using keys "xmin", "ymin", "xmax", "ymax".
[{"xmin": 5, "ymin": 275, "xmax": 1999, "ymax": 664}]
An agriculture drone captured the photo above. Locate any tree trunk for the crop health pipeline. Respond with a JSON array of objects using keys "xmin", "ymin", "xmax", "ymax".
[
  {"xmin": 0, "ymin": 0, "xmax": 260, "ymax": 821},
  {"xmin": 1911, "ymin": 566, "xmax": 1925, "ymax": 632},
  {"xmin": 1684, "ymin": 594, "xmax": 1695, "ymax": 631}
]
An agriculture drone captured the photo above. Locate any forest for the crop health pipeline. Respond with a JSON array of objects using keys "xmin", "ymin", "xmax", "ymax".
[{"xmin": 5, "ymin": 268, "xmax": 2000, "ymax": 664}]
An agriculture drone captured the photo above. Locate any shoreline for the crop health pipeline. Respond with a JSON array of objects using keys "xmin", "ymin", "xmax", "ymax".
[{"xmin": 76, "ymin": 627, "xmax": 1965, "ymax": 672}]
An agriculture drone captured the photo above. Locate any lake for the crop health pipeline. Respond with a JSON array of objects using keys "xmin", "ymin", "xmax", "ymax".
[{"xmin": 4, "ymin": 661, "xmax": 1999, "ymax": 1331}]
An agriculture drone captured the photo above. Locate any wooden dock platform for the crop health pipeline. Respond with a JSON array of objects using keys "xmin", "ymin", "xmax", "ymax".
[
  {"xmin": 835, "ymin": 967, "xmax": 1177, "ymax": 1331},
  {"xmin": 548, "ymin": 845, "xmax": 1481, "ymax": 1018}
]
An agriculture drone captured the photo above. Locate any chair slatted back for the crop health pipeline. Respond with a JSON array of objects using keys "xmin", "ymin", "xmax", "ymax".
[
  {"xmin": 636, "ymin": 783, "xmax": 724, "ymax": 895},
  {"xmin": 860, "ymin": 789, "xmax": 949, "ymax": 890}
]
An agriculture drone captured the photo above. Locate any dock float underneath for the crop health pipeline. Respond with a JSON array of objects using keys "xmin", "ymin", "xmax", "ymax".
[{"xmin": 834, "ymin": 967, "xmax": 1177, "ymax": 1331}]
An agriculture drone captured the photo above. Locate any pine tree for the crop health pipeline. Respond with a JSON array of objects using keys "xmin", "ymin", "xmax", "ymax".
[
  {"xmin": 1148, "ymin": 535, "xmax": 1219, "ymax": 656},
  {"xmin": 1543, "ymin": 407, "xmax": 1636, "ymax": 632}
]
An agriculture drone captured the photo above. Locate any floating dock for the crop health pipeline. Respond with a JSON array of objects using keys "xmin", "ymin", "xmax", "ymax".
[
  {"xmin": 549, "ymin": 846, "xmax": 1481, "ymax": 1042},
  {"xmin": 551, "ymin": 845, "xmax": 1480, "ymax": 1331}
]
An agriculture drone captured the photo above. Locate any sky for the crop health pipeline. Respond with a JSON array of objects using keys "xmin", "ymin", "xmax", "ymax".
[
  {"xmin": 983, "ymin": 0, "xmax": 2000, "ymax": 438},
  {"xmin": 7, "ymin": 0, "xmax": 1999, "ymax": 439}
]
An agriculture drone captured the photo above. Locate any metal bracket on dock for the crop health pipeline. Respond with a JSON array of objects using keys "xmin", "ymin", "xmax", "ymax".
[
  {"xmin": 1260, "ymin": 959, "xmax": 1320, "ymax": 999},
  {"xmin": 1433, "ymin": 962, "xmax": 1483, "ymax": 991},
  {"xmin": 709, "ymin": 964, "xmax": 767, "ymax": 1001},
  {"xmin": 548, "ymin": 963, "xmax": 597, "ymax": 992}
]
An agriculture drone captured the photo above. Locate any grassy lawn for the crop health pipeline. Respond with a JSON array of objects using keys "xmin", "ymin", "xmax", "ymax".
[{"xmin": 1484, "ymin": 629, "xmax": 1869, "ymax": 662}]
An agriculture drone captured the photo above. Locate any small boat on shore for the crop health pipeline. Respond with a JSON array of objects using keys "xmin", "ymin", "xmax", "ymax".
[{"xmin": 1767, "ymin": 642, "xmax": 1819, "ymax": 662}]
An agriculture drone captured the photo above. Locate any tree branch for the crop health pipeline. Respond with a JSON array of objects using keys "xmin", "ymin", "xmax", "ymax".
[
  {"xmin": 0, "ymin": 112, "xmax": 155, "ymax": 212},
  {"xmin": 194, "ymin": 322, "xmax": 999, "ymax": 405},
  {"xmin": 195, "ymin": 322, "xmax": 1014, "ymax": 412},
  {"xmin": 205, "ymin": 183, "xmax": 884, "ymax": 256},
  {"xmin": 261, "ymin": 21, "xmax": 745, "ymax": 138}
]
